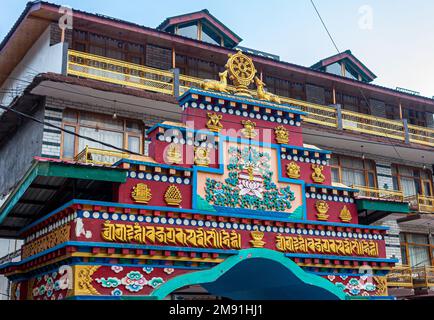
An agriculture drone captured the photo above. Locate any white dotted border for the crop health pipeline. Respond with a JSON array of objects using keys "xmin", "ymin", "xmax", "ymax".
[
  {"xmin": 128, "ymin": 171, "xmax": 191, "ymax": 185},
  {"xmin": 78, "ymin": 211, "xmax": 383, "ymax": 241},
  {"xmin": 185, "ymin": 102, "xmax": 302, "ymax": 127}
]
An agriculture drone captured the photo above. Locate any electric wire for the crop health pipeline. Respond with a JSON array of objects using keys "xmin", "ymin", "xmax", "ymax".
[{"xmin": 309, "ymin": 0, "xmax": 406, "ymax": 160}]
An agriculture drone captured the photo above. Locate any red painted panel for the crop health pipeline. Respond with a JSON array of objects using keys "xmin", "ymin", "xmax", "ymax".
[
  {"xmin": 117, "ymin": 179, "xmax": 192, "ymax": 209},
  {"xmin": 281, "ymin": 159, "xmax": 332, "ymax": 185},
  {"xmin": 306, "ymin": 198, "xmax": 359, "ymax": 224},
  {"xmin": 183, "ymin": 107, "xmax": 304, "ymax": 147}
]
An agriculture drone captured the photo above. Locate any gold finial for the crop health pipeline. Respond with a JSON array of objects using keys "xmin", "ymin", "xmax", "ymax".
[
  {"xmin": 166, "ymin": 144, "xmax": 182, "ymax": 164},
  {"xmin": 255, "ymin": 76, "xmax": 281, "ymax": 104},
  {"xmin": 201, "ymin": 70, "xmax": 230, "ymax": 94},
  {"xmin": 206, "ymin": 113, "xmax": 223, "ymax": 133},
  {"xmin": 241, "ymin": 120, "xmax": 257, "ymax": 139},
  {"xmin": 339, "ymin": 205, "xmax": 352, "ymax": 223},
  {"xmin": 164, "ymin": 185, "xmax": 182, "ymax": 206},
  {"xmin": 316, "ymin": 200, "xmax": 330, "ymax": 221},
  {"xmin": 312, "ymin": 164, "xmax": 326, "ymax": 184},
  {"xmin": 274, "ymin": 125, "xmax": 289, "ymax": 144},
  {"xmin": 226, "ymin": 50, "xmax": 257, "ymax": 97},
  {"xmin": 194, "ymin": 146, "xmax": 210, "ymax": 167},
  {"xmin": 250, "ymin": 230, "xmax": 266, "ymax": 248},
  {"xmin": 286, "ymin": 162, "xmax": 301, "ymax": 179},
  {"xmin": 131, "ymin": 183, "xmax": 152, "ymax": 204}
]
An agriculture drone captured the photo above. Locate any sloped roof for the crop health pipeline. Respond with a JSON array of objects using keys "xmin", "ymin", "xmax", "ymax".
[
  {"xmin": 311, "ymin": 50, "xmax": 377, "ymax": 82},
  {"xmin": 157, "ymin": 9, "xmax": 242, "ymax": 46}
]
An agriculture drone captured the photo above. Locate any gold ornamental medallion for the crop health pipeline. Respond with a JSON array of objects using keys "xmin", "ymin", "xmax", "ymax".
[{"xmin": 226, "ymin": 50, "xmax": 257, "ymax": 97}]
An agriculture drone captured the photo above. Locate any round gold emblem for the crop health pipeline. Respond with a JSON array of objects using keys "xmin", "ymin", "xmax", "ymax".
[{"xmin": 226, "ymin": 50, "xmax": 257, "ymax": 96}]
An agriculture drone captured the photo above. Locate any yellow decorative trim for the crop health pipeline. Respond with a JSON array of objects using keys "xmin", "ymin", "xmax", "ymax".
[
  {"xmin": 315, "ymin": 200, "xmax": 330, "ymax": 221},
  {"xmin": 166, "ymin": 144, "xmax": 183, "ymax": 164},
  {"xmin": 274, "ymin": 125, "xmax": 289, "ymax": 144},
  {"xmin": 255, "ymin": 77, "xmax": 281, "ymax": 104},
  {"xmin": 241, "ymin": 120, "xmax": 257, "ymax": 139},
  {"xmin": 131, "ymin": 183, "xmax": 152, "ymax": 204},
  {"xmin": 226, "ymin": 50, "xmax": 257, "ymax": 97},
  {"xmin": 194, "ymin": 146, "xmax": 210, "ymax": 167},
  {"xmin": 374, "ymin": 276, "xmax": 388, "ymax": 296},
  {"xmin": 286, "ymin": 162, "xmax": 301, "ymax": 179},
  {"xmin": 276, "ymin": 235, "xmax": 379, "ymax": 257},
  {"xmin": 206, "ymin": 112, "xmax": 224, "ymax": 133},
  {"xmin": 201, "ymin": 70, "xmax": 230, "ymax": 94},
  {"xmin": 339, "ymin": 205, "xmax": 352, "ymax": 223},
  {"xmin": 164, "ymin": 185, "xmax": 182, "ymax": 206},
  {"xmin": 312, "ymin": 164, "xmax": 326, "ymax": 183},
  {"xmin": 250, "ymin": 230, "xmax": 266, "ymax": 248},
  {"xmin": 101, "ymin": 221, "xmax": 242, "ymax": 250},
  {"xmin": 22, "ymin": 224, "xmax": 71, "ymax": 259},
  {"xmin": 74, "ymin": 266, "xmax": 100, "ymax": 296},
  {"xmin": 68, "ymin": 50, "xmax": 434, "ymax": 148},
  {"xmin": 72, "ymin": 252, "xmax": 224, "ymax": 264}
]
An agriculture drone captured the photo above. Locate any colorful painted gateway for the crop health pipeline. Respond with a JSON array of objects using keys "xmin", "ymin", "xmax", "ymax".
[{"xmin": 0, "ymin": 52, "xmax": 397, "ymax": 300}]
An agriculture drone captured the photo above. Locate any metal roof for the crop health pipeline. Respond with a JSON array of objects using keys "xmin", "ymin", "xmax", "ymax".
[{"xmin": 0, "ymin": 158, "xmax": 127, "ymax": 238}]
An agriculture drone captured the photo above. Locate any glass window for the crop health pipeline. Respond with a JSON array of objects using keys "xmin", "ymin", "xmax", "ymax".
[
  {"xmin": 326, "ymin": 62, "xmax": 342, "ymax": 76},
  {"xmin": 128, "ymin": 136, "xmax": 140, "ymax": 154},
  {"xmin": 178, "ymin": 22, "xmax": 198, "ymax": 39},
  {"xmin": 331, "ymin": 168, "xmax": 340, "ymax": 183},
  {"xmin": 127, "ymin": 121, "xmax": 141, "ymax": 133},
  {"xmin": 201, "ymin": 24, "xmax": 221, "ymax": 46},
  {"xmin": 78, "ymin": 127, "xmax": 123, "ymax": 152},
  {"xmin": 331, "ymin": 154, "xmax": 376, "ymax": 189},
  {"xmin": 61, "ymin": 109, "xmax": 144, "ymax": 159},
  {"xmin": 392, "ymin": 164, "xmax": 433, "ymax": 197},
  {"xmin": 62, "ymin": 126, "xmax": 76, "ymax": 159},
  {"xmin": 407, "ymin": 234, "xmax": 429, "ymax": 245},
  {"xmin": 345, "ymin": 63, "xmax": 359, "ymax": 80},
  {"xmin": 400, "ymin": 233, "xmax": 434, "ymax": 268},
  {"xmin": 400, "ymin": 244, "xmax": 408, "ymax": 265},
  {"xmin": 63, "ymin": 109, "xmax": 78, "ymax": 124},
  {"xmin": 79, "ymin": 113, "xmax": 123, "ymax": 131}
]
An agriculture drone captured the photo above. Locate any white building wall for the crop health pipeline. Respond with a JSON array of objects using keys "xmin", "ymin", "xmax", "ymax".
[{"xmin": 0, "ymin": 26, "xmax": 65, "ymax": 108}]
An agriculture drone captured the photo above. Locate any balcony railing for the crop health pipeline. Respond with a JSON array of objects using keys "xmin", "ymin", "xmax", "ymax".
[
  {"xmin": 351, "ymin": 185, "xmax": 405, "ymax": 202},
  {"xmin": 75, "ymin": 146, "xmax": 130, "ymax": 166},
  {"xmin": 404, "ymin": 195, "xmax": 434, "ymax": 214},
  {"xmin": 387, "ymin": 265, "xmax": 413, "ymax": 288},
  {"xmin": 387, "ymin": 265, "xmax": 434, "ymax": 289},
  {"xmin": 67, "ymin": 50, "xmax": 175, "ymax": 95},
  {"xmin": 412, "ymin": 266, "xmax": 434, "ymax": 288},
  {"xmin": 66, "ymin": 50, "xmax": 434, "ymax": 147}
]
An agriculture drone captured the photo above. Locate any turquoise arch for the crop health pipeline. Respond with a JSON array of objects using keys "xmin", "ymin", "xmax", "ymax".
[{"xmin": 151, "ymin": 248, "xmax": 347, "ymax": 300}]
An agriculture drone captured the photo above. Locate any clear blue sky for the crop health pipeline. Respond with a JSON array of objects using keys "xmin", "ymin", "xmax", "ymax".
[{"xmin": 0, "ymin": 0, "xmax": 433, "ymax": 97}]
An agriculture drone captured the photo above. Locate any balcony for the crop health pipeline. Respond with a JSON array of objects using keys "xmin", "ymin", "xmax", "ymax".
[
  {"xmin": 352, "ymin": 185, "xmax": 405, "ymax": 202},
  {"xmin": 66, "ymin": 50, "xmax": 434, "ymax": 148},
  {"xmin": 412, "ymin": 266, "xmax": 434, "ymax": 288},
  {"xmin": 388, "ymin": 265, "xmax": 434, "ymax": 289},
  {"xmin": 404, "ymin": 195, "xmax": 434, "ymax": 214},
  {"xmin": 75, "ymin": 146, "xmax": 130, "ymax": 166},
  {"xmin": 387, "ymin": 265, "xmax": 414, "ymax": 288}
]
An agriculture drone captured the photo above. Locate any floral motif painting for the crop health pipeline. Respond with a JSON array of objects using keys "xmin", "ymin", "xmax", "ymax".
[
  {"xmin": 205, "ymin": 146, "xmax": 296, "ymax": 212},
  {"xmin": 31, "ymin": 270, "xmax": 70, "ymax": 300},
  {"xmin": 325, "ymin": 275, "xmax": 387, "ymax": 297}
]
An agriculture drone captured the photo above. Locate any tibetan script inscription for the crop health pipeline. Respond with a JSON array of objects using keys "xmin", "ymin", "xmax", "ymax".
[
  {"xmin": 101, "ymin": 221, "xmax": 242, "ymax": 250},
  {"xmin": 275, "ymin": 235, "xmax": 379, "ymax": 257}
]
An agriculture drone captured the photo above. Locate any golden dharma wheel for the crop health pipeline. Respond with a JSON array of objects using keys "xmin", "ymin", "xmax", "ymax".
[{"xmin": 226, "ymin": 50, "xmax": 257, "ymax": 96}]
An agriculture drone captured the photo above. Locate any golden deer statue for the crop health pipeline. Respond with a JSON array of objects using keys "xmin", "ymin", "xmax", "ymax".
[
  {"xmin": 202, "ymin": 70, "xmax": 230, "ymax": 93},
  {"xmin": 255, "ymin": 76, "xmax": 281, "ymax": 104}
]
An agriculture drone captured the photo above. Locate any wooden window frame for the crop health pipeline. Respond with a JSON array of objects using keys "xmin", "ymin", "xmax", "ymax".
[
  {"xmin": 330, "ymin": 154, "xmax": 377, "ymax": 188},
  {"xmin": 392, "ymin": 164, "xmax": 433, "ymax": 197},
  {"xmin": 61, "ymin": 109, "xmax": 144, "ymax": 160},
  {"xmin": 400, "ymin": 233, "xmax": 434, "ymax": 267}
]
